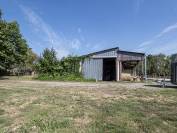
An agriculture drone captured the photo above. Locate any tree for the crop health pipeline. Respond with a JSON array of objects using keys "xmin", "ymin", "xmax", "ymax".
[
  {"xmin": 0, "ymin": 9, "xmax": 32, "ymax": 75},
  {"xmin": 35, "ymin": 48, "xmax": 59, "ymax": 77},
  {"xmin": 146, "ymin": 54, "xmax": 171, "ymax": 78},
  {"xmin": 26, "ymin": 48, "xmax": 38, "ymax": 69},
  {"xmin": 0, "ymin": 9, "xmax": 2, "ymax": 20},
  {"xmin": 147, "ymin": 55, "xmax": 157, "ymax": 76},
  {"xmin": 0, "ymin": 21, "xmax": 28, "ymax": 73},
  {"xmin": 171, "ymin": 53, "xmax": 177, "ymax": 62},
  {"xmin": 59, "ymin": 55, "xmax": 82, "ymax": 75},
  {"xmin": 35, "ymin": 48, "xmax": 83, "ymax": 78}
]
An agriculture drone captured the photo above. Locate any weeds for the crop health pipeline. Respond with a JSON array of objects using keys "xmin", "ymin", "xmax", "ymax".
[{"xmin": 36, "ymin": 73, "xmax": 96, "ymax": 82}]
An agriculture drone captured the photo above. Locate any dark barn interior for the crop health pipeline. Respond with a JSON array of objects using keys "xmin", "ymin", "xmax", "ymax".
[{"xmin": 103, "ymin": 58, "xmax": 116, "ymax": 81}]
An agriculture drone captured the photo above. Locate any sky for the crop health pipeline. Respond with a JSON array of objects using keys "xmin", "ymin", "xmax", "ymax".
[{"xmin": 1, "ymin": 0, "xmax": 177, "ymax": 57}]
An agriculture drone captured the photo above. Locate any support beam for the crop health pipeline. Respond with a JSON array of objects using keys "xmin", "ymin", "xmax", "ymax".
[
  {"xmin": 116, "ymin": 59, "xmax": 120, "ymax": 81},
  {"xmin": 144, "ymin": 55, "xmax": 147, "ymax": 80},
  {"xmin": 141, "ymin": 59, "xmax": 144, "ymax": 76},
  {"xmin": 133, "ymin": 66, "xmax": 137, "ymax": 76},
  {"xmin": 79, "ymin": 61, "xmax": 82, "ymax": 73},
  {"xmin": 119, "ymin": 61, "xmax": 122, "ymax": 80}
]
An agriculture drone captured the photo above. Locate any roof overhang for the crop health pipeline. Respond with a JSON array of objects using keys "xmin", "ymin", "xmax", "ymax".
[{"xmin": 81, "ymin": 47, "xmax": 145, "ymax": 61}]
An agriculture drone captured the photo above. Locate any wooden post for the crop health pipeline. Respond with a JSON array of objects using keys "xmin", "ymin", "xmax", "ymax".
[
  {"xmin": 144, "ymin": 55, "xmax": 147, "ymax": 80},
  {"xmin": 116, "ymin": 59, "xmax": 120, "ymax": 81},
  {"xmin": 119, "ymin": 61, "xmax": 122, "ymax": 80},
  {"xmin": 141, "ymin": 59, "xmax": 144, "ymax": 76},
  {"xmin": 79, "ymin": 61, "xmax": 82, "ymax": 73}
]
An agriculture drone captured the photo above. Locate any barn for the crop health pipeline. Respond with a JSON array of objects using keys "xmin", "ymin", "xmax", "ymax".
[
  {"xmin": 81, "ymin": 47, "xmax": 146, "ymax": 81},
  {"xmin": 171, "ymin": 61, "xmax": 177, "ymax": 84}
]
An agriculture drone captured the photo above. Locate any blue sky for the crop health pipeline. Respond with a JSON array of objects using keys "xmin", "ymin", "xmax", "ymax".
[{"xmin": 1, "ymin": 0, "xmax": 177, "ymax": 57}]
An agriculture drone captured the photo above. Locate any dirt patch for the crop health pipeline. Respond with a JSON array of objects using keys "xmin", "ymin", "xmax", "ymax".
[{"xmin": 74, "ymin": 115, "xmax": 92, "ymax": 127}]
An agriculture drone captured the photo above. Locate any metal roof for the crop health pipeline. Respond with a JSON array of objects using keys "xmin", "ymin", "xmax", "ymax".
[
  {"xmin": 118, "ymin": 50, "xmax": 145, "ymax": 56},
  {"xmin": 82, "ymin": 47, "xmax": 119, "ymax": 57},
  {"xmin": 82, "ymin": 47, "xmax": 145, "ymax": 57}
]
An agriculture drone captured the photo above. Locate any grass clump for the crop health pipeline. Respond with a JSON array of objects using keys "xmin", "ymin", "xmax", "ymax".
[
  {"xmin": 91, "ymin": 99, "xmax": 177, "ymax": 133},
  {"xmin": 19, "ymin": 117, "xmax": 71, "ymax": 132},
  {"xmin": 0, "ymin": 109, "xmax": 5, "ymax": 115}
]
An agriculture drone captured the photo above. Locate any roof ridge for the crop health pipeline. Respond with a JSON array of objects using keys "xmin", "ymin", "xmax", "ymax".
[{"xmin": 82, "ymin": 47, "xmax": 119, "ymax": 57}]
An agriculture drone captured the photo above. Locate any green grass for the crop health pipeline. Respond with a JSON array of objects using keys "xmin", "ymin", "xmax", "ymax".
[
  {"xmin": 1, "ymin": 75, "xmax": 98, "ymax": 82},
  {"xmin": 36, "ymin": 73, "xmax": 96, "ymax": 82},
  {"xmin": 0, "ymin": 80, "xmax": 177, "ymax": 132},
  {"xmin": 0, "ymin": 75, "xmax": 35, "ymax": 80}
]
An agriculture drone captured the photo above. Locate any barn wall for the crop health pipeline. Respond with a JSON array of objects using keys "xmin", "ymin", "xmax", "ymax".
[
  {"xmin": 82, "ymin": 58, "xmax": 103, "ymax": 80},
  {"xmin": 176, "ymin": 65, "xmax": 177, "ymax": 84},
  {"xmin": 171, "ymin": 62, "xmax": 177, "ymax": 84},
  {"xmin": 92, "ymin": 50, "xmax": 117, "ymax": 58}
]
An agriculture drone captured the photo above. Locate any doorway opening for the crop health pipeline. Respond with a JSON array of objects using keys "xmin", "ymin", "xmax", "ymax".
[{"xmin": 103, "ymin": 58, "xmax": 116, "ymax": 81}]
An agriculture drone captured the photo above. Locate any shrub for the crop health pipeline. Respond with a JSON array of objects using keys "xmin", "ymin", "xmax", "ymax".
[{"xmin": 34, "ymin": 48, "xmax": 89, "ymax": 81}]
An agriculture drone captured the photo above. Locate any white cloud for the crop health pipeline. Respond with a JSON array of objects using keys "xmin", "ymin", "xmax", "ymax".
[
  {"xmin": 151, "ymin": 42, "xmax": 177, "ymax": 55},
  {"xmin": 71, "ymin": 39, "xmax": 81, "ymax": 50},
  {"xmin": 134, "ymin": 0, "xmax": 144, "ymax": 14},
  {"xmin": 19, "ymin": 5, "xmax": 71, "ymax": 58},
  {"xmin": 138, "ymin": 40, "xmax": 153, "ymax": 47},
  {"xmin": 156, "ymin": 22, "xmax": 177, "ymax": 38},
  {"xmin": 137, "ymin": 22, "xmax": 177, "ymax": 54}
]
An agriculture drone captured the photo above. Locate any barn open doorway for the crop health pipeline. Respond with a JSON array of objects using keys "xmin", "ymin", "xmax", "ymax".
[{"xmin": 103, "ymin": 58, "xmax": 116, "ymax": 81}]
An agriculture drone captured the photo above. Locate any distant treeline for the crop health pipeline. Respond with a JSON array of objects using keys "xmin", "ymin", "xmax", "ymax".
[{"xmin": 146, "ymin": 54, "xmax": 177, "ymax": 78}]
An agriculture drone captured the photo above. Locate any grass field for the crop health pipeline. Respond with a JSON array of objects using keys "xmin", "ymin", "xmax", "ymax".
[{"xmin": 0, "ymin": 80, "xmax": 177, "ymax": 133}]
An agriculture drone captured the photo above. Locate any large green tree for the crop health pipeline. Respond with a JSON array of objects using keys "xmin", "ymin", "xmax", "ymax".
[
  {"xmin": 0, "ymin": 21, "xmax": 28, "ymax": 71},
  {"xmin": 0, "ymin": 9, "xmax": 32, "ymax": 75}
]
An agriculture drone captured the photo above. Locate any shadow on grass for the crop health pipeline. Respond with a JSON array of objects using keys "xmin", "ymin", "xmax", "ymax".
[
  {"xmin": 145, "ymin": 84, "xmax": 177, "ymax": 89},
  {"xmin": 0, "ymin": 76, "xmax": 9, "ymax": 80}
]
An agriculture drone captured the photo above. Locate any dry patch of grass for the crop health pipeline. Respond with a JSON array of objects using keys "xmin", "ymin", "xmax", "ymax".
[{"xmin": 0, "ymin": 80, "xmax": 177, "ymax": 133}]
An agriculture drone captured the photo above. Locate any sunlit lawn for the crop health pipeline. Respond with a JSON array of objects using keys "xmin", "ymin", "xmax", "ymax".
[{"xmin": 0, "ymin": 80, "xmax": 177, "ymax": 133}]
